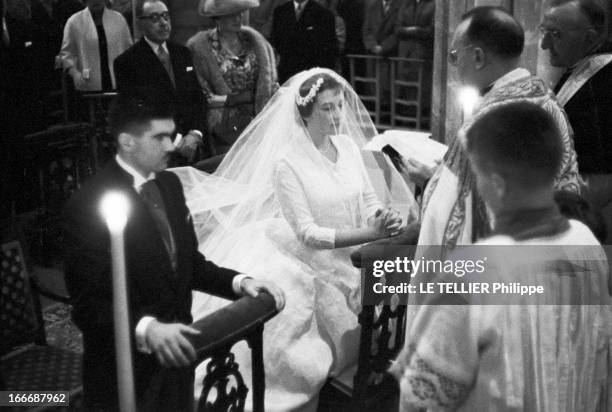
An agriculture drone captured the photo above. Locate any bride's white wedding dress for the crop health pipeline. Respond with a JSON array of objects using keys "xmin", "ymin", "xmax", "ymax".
[
  {"xmin": 188, "ymin": 134, "xmax": 382, "ymax": 411},
  {"xmin": 172, "ymin": 68, "xmax": 417, "ymax": 412}
]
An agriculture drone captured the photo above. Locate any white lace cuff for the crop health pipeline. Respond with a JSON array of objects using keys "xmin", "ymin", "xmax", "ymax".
[
  {"xmin": 298, "ymin": 225, "xmax": 336, "ymax": 249},
  {"xmin": 400, "ymin": 355, "xmax": 471, "ymax": 410}
]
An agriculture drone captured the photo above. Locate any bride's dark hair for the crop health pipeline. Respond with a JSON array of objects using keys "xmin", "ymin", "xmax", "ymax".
[{"xmin": 296, "ymin": 73, "xmax": 342, "ymax": 118}]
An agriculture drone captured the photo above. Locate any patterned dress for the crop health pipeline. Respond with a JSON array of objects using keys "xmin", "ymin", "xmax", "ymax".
[{"xmin": 205, "ymin": 29, "xmax": 259, "ymax": 153}]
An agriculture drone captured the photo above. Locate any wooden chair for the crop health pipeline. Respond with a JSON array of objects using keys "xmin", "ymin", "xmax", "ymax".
[
  {"xmin": 347, "ymin": 54, "xmax": 389, "ymax": 130},
  {"xmin": 188, "ymin": 293, "xmax": 279, "ymax": 412},
  {"xmin": 322, "ymin": 225, "xmax": 419, "ymax": 412},
  {"xmin": 0, "ymin": 227, "xmax": 83, "ymax": 410},
  {"xmin": 389, "ymin": 57, "xmax": 429, "ymax": 131}
]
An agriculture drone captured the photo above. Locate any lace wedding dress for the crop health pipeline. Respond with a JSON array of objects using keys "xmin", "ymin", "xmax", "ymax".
[{"xmin": 171, "ymin": 68, "xmax": 417, "ymax": 411}]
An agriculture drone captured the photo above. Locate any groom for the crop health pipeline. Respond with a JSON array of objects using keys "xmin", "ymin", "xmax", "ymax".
[{"xmin": 62, "ymin": 93, "xmax": 285, "ymax": 411}]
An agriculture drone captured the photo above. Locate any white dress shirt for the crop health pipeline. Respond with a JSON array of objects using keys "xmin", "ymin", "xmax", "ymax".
[
  {"xmin": 294, "ymin": 0, "xmax": 309, "ymax": 15},
  {"xmin": 144, "ymin": 35, "xmax": 169, "ymax": 56}
]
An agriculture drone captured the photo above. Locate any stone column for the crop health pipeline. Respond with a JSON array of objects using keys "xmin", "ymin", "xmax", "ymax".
[{"xmin": 430, "ymin": 0, "xmax": 472, "ymax": 145}]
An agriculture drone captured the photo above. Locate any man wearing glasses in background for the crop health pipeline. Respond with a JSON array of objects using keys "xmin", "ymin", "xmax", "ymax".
[
  {"xmin": 404, "ymin": 6, "xmax": 580, "ymax": 252},
  {"xmin": 114, "ymin": 0, "xmax": 205, "ymax": 166},
  {"xmin": 540, "ymin": 0, "xmax": 612, "ymax": 243}
]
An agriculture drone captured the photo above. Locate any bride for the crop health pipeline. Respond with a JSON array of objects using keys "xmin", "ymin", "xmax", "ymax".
[{"xmin": 172, "ymin": 68, "xmax": 417, "ymax": 411}]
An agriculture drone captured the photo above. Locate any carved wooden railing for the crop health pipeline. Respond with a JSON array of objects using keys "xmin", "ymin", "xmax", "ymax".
[
  {"xmin": 188, "ymin": 292, "xmax": 279, "ymax": 412},
  {"xmin": 347, "ymin": 228, "xmax": 419, "ymax": 410},
  {"xmin": 353, "ymin": 284, "xmax": 408, "ymax": 407}
]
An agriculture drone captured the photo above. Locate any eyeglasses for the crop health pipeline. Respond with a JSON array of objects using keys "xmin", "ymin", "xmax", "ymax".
[
  {"xmin": 538, "ymin": 26, "xmax": 563, "ymax": 39},
  {"xmin": 448, "ymin": 45, "xmax": 475, "ymax": 65},
  {"xmin": 538, "ymin": 25, "xmax": 594, "ymax": 39},
  {"xmin": 139, "ymin": 11, "xmax": 170, "ymax": 23}
]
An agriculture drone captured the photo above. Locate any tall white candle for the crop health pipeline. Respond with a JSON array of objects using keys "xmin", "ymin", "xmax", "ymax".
[{"xmin": 100, "ymin": 191, "xmax": 135, "ymax": 412}]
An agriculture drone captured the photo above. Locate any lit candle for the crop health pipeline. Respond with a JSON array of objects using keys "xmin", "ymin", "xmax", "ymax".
[
  {"xmin": 458, "ymin": 87, "xmax": 480, "ymax": 120},
  {"xmin": 100, "ymin": 191, "xmax": 135, "ymax": 412}
]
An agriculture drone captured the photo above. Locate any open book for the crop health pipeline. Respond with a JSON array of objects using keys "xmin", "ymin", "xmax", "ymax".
[{"xmin": 363, "ymin": 130, "xmax": 448, "ymax": 169}]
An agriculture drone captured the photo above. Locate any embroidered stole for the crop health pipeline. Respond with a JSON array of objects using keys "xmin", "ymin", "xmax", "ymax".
[{"xmin": 556, "ymin": 53, "xmax": 612, "ymax": 107}]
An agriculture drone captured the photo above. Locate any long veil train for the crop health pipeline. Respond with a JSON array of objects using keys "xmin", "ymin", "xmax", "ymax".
[{"xmin": 171, "ymin": 68, "xmax": 417, "ymax": 411}]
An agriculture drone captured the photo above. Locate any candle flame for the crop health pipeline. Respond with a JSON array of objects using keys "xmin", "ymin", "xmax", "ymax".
[
  {"xmin": 458, "ymin": 87, "xmax": 480, "ymax": 118},
  {"xmin": 100, "ymin": 191, "xmax": 130, "ymax": 233}
]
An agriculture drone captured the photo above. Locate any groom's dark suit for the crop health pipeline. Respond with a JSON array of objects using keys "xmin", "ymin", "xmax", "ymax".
[{"xmin": 62, "ymin": 159, "xmax": 239, "ymax": 411}]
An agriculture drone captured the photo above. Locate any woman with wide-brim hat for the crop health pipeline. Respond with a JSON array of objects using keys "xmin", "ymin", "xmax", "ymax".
[{"xmin": 188, "ymin": 0, "xmax": 278, "ymax": 167}]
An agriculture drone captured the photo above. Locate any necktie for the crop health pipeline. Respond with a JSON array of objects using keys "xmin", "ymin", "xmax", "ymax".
[
  {"xmin": 2, "ymin": 17, "xmax": 9, "ymax": 47},
  {"xmin": 157, "ymin": 45, "xmax": 176, "ymax": 88},
  {"xmin": 383, "ymin": 0, "xmax": 390, "ymax": 15},
  {"xmin": 140, "ymin": 180, "xmax": 177, "ymax": 271},
  {"xmin": 296, "ymin": 3, "xmax": 304, "ymax": 20}
]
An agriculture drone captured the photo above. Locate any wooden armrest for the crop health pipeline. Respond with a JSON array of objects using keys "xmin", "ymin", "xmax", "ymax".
[
  {"xmin": 188, "ymin": 292, "xmax": 278, "ymax": 356},
  {"xmin": 350, "ymin": 222, "xmax": 421, "ymax": 268}
]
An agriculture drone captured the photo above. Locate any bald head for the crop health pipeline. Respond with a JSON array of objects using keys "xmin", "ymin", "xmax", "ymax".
[
  {"xmin": 461, "ymin": 6, "xmax": 524, "ymax": 61},
  {"xmin": 451, "ymin": 7, "xmax": 524, "ymax": 89}
]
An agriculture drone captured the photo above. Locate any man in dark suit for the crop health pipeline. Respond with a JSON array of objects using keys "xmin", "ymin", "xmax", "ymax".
[
  {"xmin": 394, "ymin": 0, "xmax": 435, "ymax": 117},
  {"xmin": 62, "ymin": 94, "xmax": 285, "ymax": 411},
  {"xmin": 540, "ymin": 0, "xmax": 612, "ymax": 241},
  {"xmin": 361, "ymin": 0, "xmax": 401, "ymax": 110},
  {"xmin": 114, "ymin": 0, "xmax": 204, "ymax": 164},
  {"xmin": 271, "ymin": 0, "xmax": 338, "ymax": 83},
  {"xmin": 362, "ymin": 0, "xmax": 401, "ymax": 57}
]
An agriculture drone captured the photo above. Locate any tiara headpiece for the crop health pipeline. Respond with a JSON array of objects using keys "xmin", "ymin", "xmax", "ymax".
[{"xmin": 296, "ymin": 77, "xmax": 325, "ymax": 107}]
